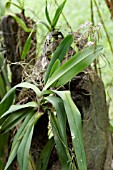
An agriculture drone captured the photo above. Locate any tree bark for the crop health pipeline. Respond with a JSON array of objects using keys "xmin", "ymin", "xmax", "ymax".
[{"xmin": 70, "ymin": 68, "xmax": 112, "ymax": 170}]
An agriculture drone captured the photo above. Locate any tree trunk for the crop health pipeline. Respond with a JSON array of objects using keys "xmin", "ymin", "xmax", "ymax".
[{"xmin": 71, "ymin": 67, "xmax": 112, "ymax": 170}]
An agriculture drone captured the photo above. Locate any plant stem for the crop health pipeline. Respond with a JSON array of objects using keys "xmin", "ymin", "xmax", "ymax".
[{"xmin": 90, "ymin": 0, "xmax": 94, "ymax": 25}]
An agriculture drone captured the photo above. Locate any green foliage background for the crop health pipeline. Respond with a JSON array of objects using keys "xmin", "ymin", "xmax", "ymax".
[{"xmin": 1, "ymin": 0, "xmax": 113, "ymax": 118}]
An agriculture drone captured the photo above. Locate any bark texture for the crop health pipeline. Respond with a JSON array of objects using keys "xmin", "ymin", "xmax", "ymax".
[
  {"xmin": 1, "ymin": 12, "xmax": 36, "ymax": 86},
  {"xmin": 71, "ymin": 68, "xmax": 112, "ymax": 170}
]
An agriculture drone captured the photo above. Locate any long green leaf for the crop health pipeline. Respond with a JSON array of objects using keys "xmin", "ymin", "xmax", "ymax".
[
  {"xmin": 45, "ymin": 0, "xmax": 51, "ymax": 26},
  {"xmin": 49, "ymin": 59, "xmax": 61, "ymax": 87},
  {"xmin": 0, "ymin": 108, "xmax": 32, "ymax": 133},
  {"xmin": 4, "ymin": 111, "xmax": 35, "ymax": 170},
  {"xmin": 1, "ymin": 101, "xmax": 38, "ymax": 118},
  {"xmin": 9, "ymin": 13, "xmax": 32, "ymax": 32},
  {"xmin": 0, "ymin": 82, "xmax": 41, "ymax": 117},
  {"xmin": 17, "ymin": 112, "xmax": 43, "ymax": 170},
  {"xmin": 21, "ymin": 25, "xmax": 36, "ymax": 60},
  {"xmin": 0, "ymin": 75, "xmax": 6, "ymax": 99},
  {"xmin": 0, "ymin": 132, "xmax": 9, "ymax": 169},
  {"xmin": 0, "ymin": 55, "xmax": 6, "ymax": 98},
  {"xmin": 44, "ymin": 34, "xmax": 73, "ymax": 83},
  {"xmin": 5, "ymin": 1, "xmax": 23, "ymax": 11},
  {"xmin": 0, "ymin": 91, "xmax": 15, "ymax": 116},
  {"xmin": 0, "ymin": 54, "xmax": 10, "ymax": 98},
  {"xmin": 47, "ymin": 97, "xmax": 76, "ymax": 170},
  {"xmin": 49, "ymin": 59, "xmax": 60, "ymax": 78},
  {"xmin": 14, "ymin": 113, "xmax": 44, "ymax": 150},
  {"xmin": 46, "ymin": 96, "xmax": 67, "ymax": 142},
  {"xmin": 0, "ymin": 54, "xmax": 11, "ymax": 91},
  {"xmin": 36, "ymin": 137, "xmax": 54, "ymax": 170},
  {"xmin": 53, "ymin": 90, "xmax": 87, "ymax": 170},
  {"xmin": 21, "ymin": 32, "xmax": 32, "ymax": 59},
  {"xmin": 43, "ymin": 45, "xmax": 103, "ymax": 90},
  {"xmin": 4, "ymin": 142, "xmax": 20, "ymax": 170},
  {"xmin": 5, "ymin": 1, "xmax": 11, "ymax": 11},
  {"xmin": 51, "ymin": 0, "xmax": 66, "ymax": 28},
  {"xmin": 0, "ymin": 82, "xmax": 41, "ymax": 108},
  {"xmin": 50, "ymin": 112, "xmax": 73, "ymax": 170},
  {"xmin": 10, "ymin": 2, "xmax": 23, "ymax": 10},
  {"xmin": 17, "ymin": 125, "xmax": 34, "ymax": 170}
]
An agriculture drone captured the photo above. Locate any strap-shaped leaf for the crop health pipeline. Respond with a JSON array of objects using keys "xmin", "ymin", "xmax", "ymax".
[
  {"xmin": 0, "ymin": 91, "xmax": 15, "ymax": 116},
  {"xmin": 53, "ymin": 90, "xmax": 87, "ymax": 170},
  {"xmin": 4, "ymin": 111, "xmax": 43, "ymax": 170},
  {"xmin": 9, "ymin": 13, "xmax": 32, "ymax": 32},
  {"xmin": 36, "ymin": 137, "xmax": 54, "ymax": 170},
  {"xmin": 4, "ymin": 141, "xmax": 20, "ymax": 170},
  {"xmin": 5, "ymin": 1, "xmax": 23, "ymax": 11},
  {"xmin": 0, "ymin": 82, "xmax": 41, "ymax": 117},
  {"xmin": 44, "ymin": 34, "xmax": 73, "ymax": 83},
  {"xmin": 46, "ymin": 96, "xmax": 76, "ymax": 169},
  {"xmin": 0, "ymin": 55, "xmax": 14, "ymax": 112},
  {"xmin": 17, "ymin": 125, "xmax": 34, "ymax": 170},
  {"xmin": 0, "ymin": 75, "xmax": 6, "ymax": 99},
  {"xmin": 17, "ymin": 112, "xmax": 43, "ymax": 170},
  {"xmin": 4, "ymin": 111, "xmax": 35, "ymax": 170},
  {"xmin": 51, "ymin": 0, "xmax": 67, "ymax": 28},
  {"xmin": 21, "ymin": 32, "xmax": 32, "ymax": 59},
  {"xmin": 45, "ymin": 0, "xmax": 52, "ymax": 26},
  {"xmin": 0, "ymin": 55, "xmax": 6, "ymax": 98},
  {"xmin": 0, "ymin": 54, "xmax": 11, "ymax": 91},
  {"xmin": 1, "ymin": 101, "xmax": 38, "ymax": 118},
  {"xmin": 48, "ymin": 59, "xmax": 61, "ymax": 87},
  {"xmin": 0, "ymin": 132, "xmax": 9, "ymax": 169},
  {"xmin": 43, "ymin": 45, "xmax": 103, "ymax": 90},
  {"xmin": 46, "ymin": 96, "xmax": 67, "ymax": 142},
  {"xmin": 49, "ymin": 59, "xmax": 60, "ymax": 78},
  {"xmin": 5, "ymin": 1, "xmax": 11, "ymax": 11},
  {"xmin": 0, "ymin": 108, "xmax": 32, "ymax": 133},
  {"xmin": 50, "ymin": 112, "xmax": 76, "ymax": 170}
]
